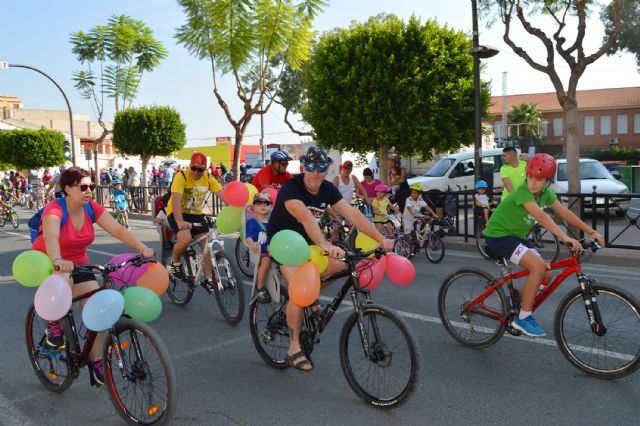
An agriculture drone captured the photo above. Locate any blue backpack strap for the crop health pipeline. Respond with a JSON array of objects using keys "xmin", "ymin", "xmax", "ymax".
[{"xmin": 56, "ymin": 197, "xmax": 95, "ymax": 226}]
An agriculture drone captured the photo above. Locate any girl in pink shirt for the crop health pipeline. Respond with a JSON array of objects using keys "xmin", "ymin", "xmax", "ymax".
[{"xmin": 33, "ymin": 167, "xmax": 154, "ymax": 387}]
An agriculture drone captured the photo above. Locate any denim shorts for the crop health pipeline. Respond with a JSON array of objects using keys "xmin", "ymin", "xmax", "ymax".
[{"xmin": 484, "ymin": 236, "xmax": 539, "ymax": 265}]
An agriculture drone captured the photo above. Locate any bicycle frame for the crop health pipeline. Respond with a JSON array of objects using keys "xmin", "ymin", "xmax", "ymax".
[
  {"xmin": 183, "ymin": 224, "xmax": 225, "ymax": 285},
  {"xmin": 465, "ymin": 254, "xmax": 590, "ymax": 325}
]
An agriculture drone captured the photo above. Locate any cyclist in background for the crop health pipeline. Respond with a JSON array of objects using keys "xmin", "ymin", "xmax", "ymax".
[
  {"xmin": 484, "ymin": 154, "xmax": 605, "ymax": 337},
  {"xmin": 109, "ymin": 179, "xmax": 130, "ymax": 229},
  {"xmin": 252, "ymin": 150, "xmax": 293, "ymax": 191},
  {"xmin": 500, "ymin": 146, "xmax": 527, "ymax": 200}
]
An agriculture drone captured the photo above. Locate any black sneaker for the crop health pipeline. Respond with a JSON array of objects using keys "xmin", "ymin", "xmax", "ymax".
[
  {"xmin": 170, "ymin": 262, "xmax": 185, "ymax": 280},
  {"xmin": 89, "ymin": 359, "xmax": 105, "ymax": 387},
  {"xmin": 255, "ymin": 287, "xmax": 271, "ymax": 304},
  {"xmin": 201, "ymin": 278, "xmax": 215, "ymax": 293},
  {"xmin": 45, "ymin": 321, "xmax": 65, "ymax": 349}
]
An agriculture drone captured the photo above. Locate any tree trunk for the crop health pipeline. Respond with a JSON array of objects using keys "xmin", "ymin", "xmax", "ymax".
[
  {"xmin": 564, "ymin": 105, "xmax": 581, "ymax": 236},
  {"xmin": 233, "ymin": 129, "xmax": 243, "ymax": 182},
  {"xmin": 379, "ymin": 144, "xmax": 389, "ymax": 183}
]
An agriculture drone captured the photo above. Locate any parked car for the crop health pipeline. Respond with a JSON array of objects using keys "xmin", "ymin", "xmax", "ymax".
[
  {"xmin": 602, "ymin": 162, "xmax": 623, "ymax": 180},
  {"xmin": 552, "ymin": 158, "xmax": 630, "ymax": 214}
]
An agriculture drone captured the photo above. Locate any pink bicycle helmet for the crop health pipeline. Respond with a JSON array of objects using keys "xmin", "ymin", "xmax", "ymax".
[{"xmin": 374, "ymin": 184, "xmax": 388, "ymax": 193}]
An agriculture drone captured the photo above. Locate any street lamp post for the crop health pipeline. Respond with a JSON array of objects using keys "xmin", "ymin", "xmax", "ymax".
[
  {"xmin": 470, "ymin": 0, "xmax": 498, "ymax": 184},
  {"xmin": 0, "ymin": 61, "xmax": 77, "ymax": 166}
]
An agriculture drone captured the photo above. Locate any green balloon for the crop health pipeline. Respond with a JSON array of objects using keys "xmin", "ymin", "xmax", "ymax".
[
  {"xmin": 217, "ymin": 206, "xmax": 243, "ymax": 234},
  {"xmin": 269, "ymin": 230, "xmax": 311, "ymax": 266},
  {"xmin": 12, "ymin": 250, "xmax": 54, "ymax": 287},
  {"xmin": 123, "ymin": 287, "xmax": 162, "ymax": 323}
]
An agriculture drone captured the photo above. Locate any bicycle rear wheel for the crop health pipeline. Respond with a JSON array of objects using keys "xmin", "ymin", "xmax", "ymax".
[
  {"xmin": 235, "ymin": 237, "xmax": 254, "ymax": 278},
  {"xmin": 438, "ymin": 269, "xmax": 507, "ymax": 348},
  {"xmin": 25, "ymin": 306, "xmax": 75, "ymax": 392},
  {"xmin": 0, "ymin": 211, "xmax": 5, "ymax": 227},
  {"xmin": 249, "ymin": 286, "xmax": 290, "ymax": 369},
  {"xmin": 475, "ymin": 224, "xmax": 492, "ymax": 260},
  {"xmin": 164, "ymin": 254, "xmax": 195, "ymax": 306},
  {"xmin": 555, "ymin": 284, "xmax": 640, "ymax": 378},
  {"xmin": 104, "ymin": 318, "xmax": 176, "ymax": 425},
  {"xmin": 212, "ymin": 251, "xmax": 245, "ymax": 324},
  {"xmin": 339, "ymin": 305, "xmax": 419, "ymax": 408},
  {"xmin": 10, "ymin": 210, "xmax": 19, "ymax": 228},
  {"xmin": 528, "ymin": 225, "xmax": 560, "ymax": 263},
  {"xmin": 393, "ymin": 238, "xmax": 411, "ymax": 259},
  {"xmin": 425, "ymin": 233, "xmax": 445, "ymax": 263}
]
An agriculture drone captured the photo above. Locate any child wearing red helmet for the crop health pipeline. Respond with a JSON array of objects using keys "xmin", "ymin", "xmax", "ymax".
[{"xmin": 484, "ymin": 153, "xmax": 605, "ymax": 337}]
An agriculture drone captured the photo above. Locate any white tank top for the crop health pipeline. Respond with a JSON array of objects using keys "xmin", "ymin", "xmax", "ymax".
[{"xmin": 337, "ymin": 175, "xmax": 355, "ymax": 202}]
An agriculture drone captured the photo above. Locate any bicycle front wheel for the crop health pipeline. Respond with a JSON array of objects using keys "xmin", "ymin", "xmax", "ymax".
[
  {"xmin": 212, "ymin": 251, "xmax": 245, "ymax": 324},
  {"xmin": 25, "ymin": 306, "xmax": 75, "ymax": 392},
  {"xmin": 235, "ymin": 237, "xmax": 254, "ymax": 278},
  {"xmin": 438, "ymin": 269, "xmax": 507, "ymax": 348},
  {"xmin": 10, "ymin": 211, "xmax": 19, "ymax": 228},
  {"xmin": 393, "ymin": 238, "xmax": 411, "ymax": 259},
  {"xmin": 339, "ymin": 305, "xmax": 419, "ymax": 408},
  {"xmin": 249, "ymin": 286, "xmax": 290, "ymax": 369},
  {"xmin": 555, "ymin": 284, "xmax": 640, "ymax": 378},
  {"xmin": 104, "ymin": 318, "xmax": 176, "ymax": 425},
  {"xmin": 425, "ymin": 233, "xmax": 445, "ymax": 263}
]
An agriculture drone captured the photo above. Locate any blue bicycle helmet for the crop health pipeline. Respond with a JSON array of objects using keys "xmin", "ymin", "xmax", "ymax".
[
  {"xmin": 475, "ymin": 180, "xmax": 488, "ymax": 189},
  {"xmin": 27, "ymin": 184, "xmax": 32, "ymax": 189},
  {"xmin": 113, "ymin": 179, "xmax": 123, "ymax": 185},
  {"xmin": 270, "ymin": 150, "xmax": 292, "ymax": 162}
]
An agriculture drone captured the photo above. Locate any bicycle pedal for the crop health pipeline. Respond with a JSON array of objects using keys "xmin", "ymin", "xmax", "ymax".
[{"xmin": 506, "ymin": 325, "xmax": 523, "ymax": 336}]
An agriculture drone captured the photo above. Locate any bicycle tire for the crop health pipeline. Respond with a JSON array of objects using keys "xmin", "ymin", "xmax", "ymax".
[
  {"xmin": 438, "ymin": 269, "xmax": 507, "ymax": 348},
  {"xmin": 249, "ymin": 286, "xmax": 290, "ymax": 369},
  {"xmin": 235, "ymin": 237, "xmax": 254, "ymax": 278},
  {"xmin": 425, "ymin": 233, "xmax": 445, "ymax": 263},
  {"xmin": 212, "ymin": 251, "xmax": 245, "ymax": 324},
  {"xmin": 104, "ymin": 318, "xmax": 176, "ymax": 425},
  {"xmin": 0, "ymin": 211, "xmax": 5, "ymax": 227},
  {"xmin": 475, "ymin": 224, "xmax": 492, "ymax": 260},
  {"xmin": 11, "ymin": 211, "xmax": 19, "ymax": 228},
  {"xmin": 339, "ymin": 305, "xmax": 419, "ymax": 408},
  {"xmin": 164, "ymin": 254, "xmax": 194, "ymax": 306},
  {"xmin": 554, "ymin": 284, "xmax": 640, "ymax": 378},
  {"xmin": 25, "ymin": 306, "xmax": 75, "ymax": 392},
  {"xmin": 529, "ymin": 225, "xmax": 560, "ymax": 264},
  {"xmin": 116, "ymin": 212, "xmax": 126, "ymax": 227},
  {"xmin": 393, "ymin": 238, "xmax": 411, "ymax": 259}
]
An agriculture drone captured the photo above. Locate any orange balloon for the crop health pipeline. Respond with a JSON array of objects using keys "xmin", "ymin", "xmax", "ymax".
[
  {"xmin": 289, "ymin": 261, "xmax": 320, "ymax": 308},
  {"xmin": 136, "ymin": 262, "xmax": 169, "ymax": 296}
]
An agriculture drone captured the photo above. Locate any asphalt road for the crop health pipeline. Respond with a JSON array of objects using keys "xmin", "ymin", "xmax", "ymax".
[{"xmin": 0, "ymin": 210, "xmax": 639, "ymax": 425}]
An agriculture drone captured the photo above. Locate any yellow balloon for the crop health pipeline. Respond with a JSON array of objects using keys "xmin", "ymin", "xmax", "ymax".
[
  {"xmin": 355, "ymin": 232, "xmax": 378, "ymax": 252},
  {"xmin": 309, "ymin": 245, "xmax": 328, "ymax": 274},
  {"xmin": 245, "ymin": 183, "xmax": 258, "ymax": 205}
]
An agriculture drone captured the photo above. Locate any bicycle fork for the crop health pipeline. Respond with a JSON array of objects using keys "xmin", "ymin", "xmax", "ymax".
[
  {"xmin": 577, "ymin": 274, "xmax": 607, "ymax": 336},
  {"xmin": 350, "ymin": 291, "xmax": 380, "ymax": 360}
]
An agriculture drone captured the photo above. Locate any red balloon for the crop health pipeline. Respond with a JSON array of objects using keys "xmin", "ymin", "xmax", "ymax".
[
  {"xmin": 385, "ymin": 254, "xmax": 415, "ymax": 286},
  {"xmin": 263, "ymin": 187, "xmax": 278, "ymax": 204},
  {"xmin": 355, "ymin": 257, "xmax": 385, "ymax": 290},
  {"xmin": 223, "ymin": 181, "xmax": 250, "ymax": 207},
  {"xmin": 136, "ymin": 262, "xmax": 169, "ymax": 296},
  {"xmin": 289, "ymin": 262, "xmax": 320, "ymax": 307}
]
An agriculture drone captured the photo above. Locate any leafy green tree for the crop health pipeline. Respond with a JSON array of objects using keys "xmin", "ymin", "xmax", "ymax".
[
  {"xmin": 602, "ymin": 0, "xmax": 640, "ymax": 69},
  {"xmin": 0, "ymin": 129, "xmax": 66, "ymax": 170},
  {"xmin": 112, "ymin": 106, "xmax": 187, "ymax": 187},
  {"xmin": 175, "ymin": 0, "xmax": 326, "ymax": 180},
  {"xmin": 70, "ymin": 14, "xmax": 168, "ymax": 172},
  {"xmin": 508, "ymin": 103, "xmax": 544, "ymax": 138},
  {"xmin": 479, "ymin": 0, "xmax": 625, "ymax": 196},
  {"xmin": 302, "ymin": 14, "xmax": 489, "ymax": 179}
]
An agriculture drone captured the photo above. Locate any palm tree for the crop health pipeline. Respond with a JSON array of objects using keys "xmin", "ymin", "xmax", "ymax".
[{"xmin": 508, "ymin": 103, "xmax": 544, "ymax": 139}]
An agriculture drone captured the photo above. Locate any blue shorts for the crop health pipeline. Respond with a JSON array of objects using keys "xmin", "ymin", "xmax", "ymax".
[{"xmin": 485, "ymin": 236, "xmax": 540, "ymax": 265}]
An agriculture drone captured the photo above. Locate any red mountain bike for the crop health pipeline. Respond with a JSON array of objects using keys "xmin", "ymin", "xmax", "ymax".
[{"xmin": 438, "ymin": 240, "xmax": 640, "ymax": 378}]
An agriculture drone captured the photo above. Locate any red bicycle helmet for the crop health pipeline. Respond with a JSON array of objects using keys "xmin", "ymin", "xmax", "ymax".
[{"xmin": 526, "ymin": 153, "xmax": 556, "ymax": 179}]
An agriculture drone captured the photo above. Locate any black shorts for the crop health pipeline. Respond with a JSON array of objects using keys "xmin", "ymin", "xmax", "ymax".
[
  {"xmin": 71, "ymin": 271, "xmax": 95, "ymax": 285},
  {"xmin": 167, "ymin": 213, "xmax": 208, "ymax": 238},
  {"xmin": 485, "ymin": 236, "xmax": 538, "ymax": 264}
]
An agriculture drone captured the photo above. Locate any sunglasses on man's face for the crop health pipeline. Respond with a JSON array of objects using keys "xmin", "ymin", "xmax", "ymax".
[
  {"xmin": 304, "ymin": 163, "xmax": 328, "ymax": 173},
  {"xmin": 78, "ymin": 183, "xmax": 96, "ymax": 192},
  {"xmin": 254, "ymin": 201, "xmax": 272, "ymax": 206},
  {"xmin": 191, "ymin": 166, "xmax": 205, "ymax": 172}
]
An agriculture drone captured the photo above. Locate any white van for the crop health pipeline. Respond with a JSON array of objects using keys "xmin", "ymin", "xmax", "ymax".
[{"xmin": 407, "ymin": 148, "xmax": 507, "ymax": 193}]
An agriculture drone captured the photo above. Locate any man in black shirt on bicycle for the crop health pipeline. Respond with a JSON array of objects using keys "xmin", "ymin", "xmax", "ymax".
[{"xmin": 267, "ymin": 147, "xmax": 394, "ymax": 372}]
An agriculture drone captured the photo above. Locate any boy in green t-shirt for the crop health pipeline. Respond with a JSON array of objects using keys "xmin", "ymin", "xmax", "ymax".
[{"xmin": 484, "ymin": 153, "xmax": 605, "ymax": 337}]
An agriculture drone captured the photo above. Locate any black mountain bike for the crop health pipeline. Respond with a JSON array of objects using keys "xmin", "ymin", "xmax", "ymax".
[
  {"xmin": 25, "ymin": 256, "xmax": 176, "ymax": 424},
  {"xmin": 249, "ymin": 248, "xmax": 419, "ymax": 408}
]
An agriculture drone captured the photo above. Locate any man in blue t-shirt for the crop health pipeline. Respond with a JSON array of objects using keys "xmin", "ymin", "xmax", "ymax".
[{"xmin": 267, "ymin": 147, "xmax": 394, "ymax": 372}]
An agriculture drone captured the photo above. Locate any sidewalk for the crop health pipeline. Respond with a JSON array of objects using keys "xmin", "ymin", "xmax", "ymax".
[{"xmin": 442, "ymin": 235, "xmax": 639, "ymax": 268}]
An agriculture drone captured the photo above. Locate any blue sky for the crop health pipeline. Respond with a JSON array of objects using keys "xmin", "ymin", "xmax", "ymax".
[{"xmin": 1, "ymin": 0, "xmax": 638, "ymax": 147}]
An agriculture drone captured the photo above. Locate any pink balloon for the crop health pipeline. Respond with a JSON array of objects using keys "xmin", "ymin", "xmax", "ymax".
[
  {"xmin": 263, "ymin": 187, "xmax": 278, "ymax": 204},
  {"xmin": 224, "ymin": 181, "xmax": 250, "ymax": 207},
  {"xmin": 385, "ymin": 254, "xmax": 415, "ymax": 286},
  {"xmin": 34, "ymin": 274, "xmax": 72, "ymax": 321},
  {"xmin": 355, "ymin": 256, "xmax": 386, "ymax": 290},
  {"xmin": 108, "ymin": 253, "xmax": 149, "ymax": 288}
]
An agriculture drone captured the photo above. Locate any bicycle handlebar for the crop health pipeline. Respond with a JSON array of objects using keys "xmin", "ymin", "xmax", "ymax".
[
  {"xmin": 341, "ymin": 247, "xmax": 387, "ymax": 261},
  {"xmin": 563, "ymin": 239, "xmax": 601, "ymax": 253},
  {"xmin": 53, "ymin": 254, "xmax": 152, "ymax": 274}
]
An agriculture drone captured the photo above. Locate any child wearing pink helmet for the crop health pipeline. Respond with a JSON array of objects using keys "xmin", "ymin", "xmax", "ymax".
[{"xmin": 371, "ymin": 183, "xmax": 399, "ymax": 237}]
